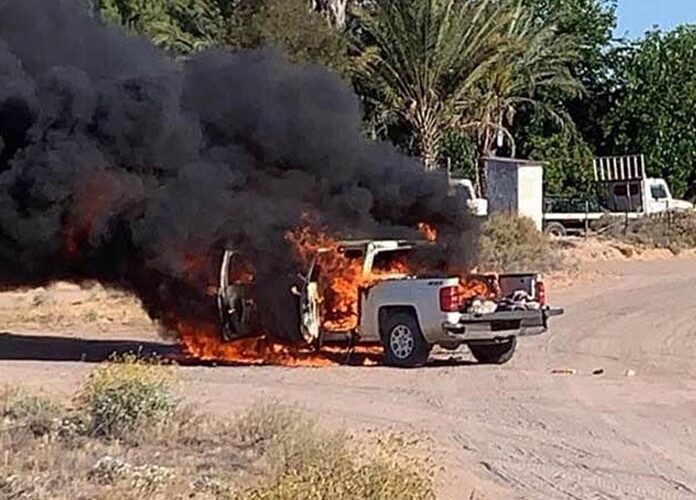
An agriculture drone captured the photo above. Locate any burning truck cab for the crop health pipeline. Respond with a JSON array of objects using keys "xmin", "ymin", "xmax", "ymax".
[{"xmin": 217, "ymin": 239, "xmax": 564, "ymax": 367}]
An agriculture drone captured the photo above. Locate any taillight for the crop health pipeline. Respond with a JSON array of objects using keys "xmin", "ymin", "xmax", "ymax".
[
  {"xmin": 439, "ymin": 286, "xmax": 461, "ymax": 312},
  {"xmin": 535, "ymin": 280, "xmax": 547, "ymax": 306}
]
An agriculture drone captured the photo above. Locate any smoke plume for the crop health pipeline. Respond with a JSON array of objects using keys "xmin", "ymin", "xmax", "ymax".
[{"xmin": 0, "ymin": 0, "xmax": 473, "ymax": 340}]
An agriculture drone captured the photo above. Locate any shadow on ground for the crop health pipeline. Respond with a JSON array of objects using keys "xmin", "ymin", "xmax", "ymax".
[
  {"xmin": 0, "ymin": 332, "xmax": 480, "ymax": 368},
  {"xmin": 0, "ymin": 332, "xmax": 177, "ymax": 362}
]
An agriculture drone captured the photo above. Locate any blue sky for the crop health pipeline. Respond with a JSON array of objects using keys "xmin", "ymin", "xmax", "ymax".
[{"xmin": 616, "ymin": 0, "xmax": 696, "ymax": 38}]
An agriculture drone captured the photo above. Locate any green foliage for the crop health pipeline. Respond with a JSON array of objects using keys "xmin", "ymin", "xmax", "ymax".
[
  {"xmin": 519, "ymin": 0, "xmax": 616, "ymax": 137},
  {"xmin": 439, "ymin": 132, "xmax": 476, "ymax": 179},
  {"xmin": 604, "ymin": 26, "xmax": 696, "ymax": 198},
  {"xmin": 96, "ymin": 0, "xmax": 351, "ymax": 73},
  {"xmin": 477, "ymin": 213, "xmax": 557, "ymax": 272},
  {"xmin": 228, "ymin": 0, "xmax": 350, "ymax": 74},
  {"xmin": 95, "ymin": 0, "xmax": 226, "ymax": 56},
  {"xmin": 463, "ymin": 2, "xmax": 581, "ymax": 157},
  {"xmin": 522, "ymin": 0, "xmax": 616, "ymax": 80},
  {"xmin": 352, "ymin": 0, "xmax": 509, "ymax": 168},
  {"xmin": 353, "ymin": 0, "xmax": 580, "ymax": 178},
  {"xmin": 92, "ymin": 0, "xmax": 696, "ymax": 202},
  {"xmin": 526, "ymin": 126, "xmax": 595, "ymax": 195},
  {"xmin": 1, "ymin": 389, "xmax": 63, "ymax": 437},
  {"xmin": 514, "ymin": 0, "xmax": 617, "ymax": 196},
  {"xmin": 79, "ymin": 354, "xmax": 178, "ymax": 438}
]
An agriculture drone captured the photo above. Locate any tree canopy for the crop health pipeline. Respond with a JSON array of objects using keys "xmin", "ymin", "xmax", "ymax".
[
  {"xmin": 604, "ymin": 26, "xmax": 696, "ymax": 198},
  {"xmin": 92, "ymin": 0, "xmax": 696, "ymax": 199}
]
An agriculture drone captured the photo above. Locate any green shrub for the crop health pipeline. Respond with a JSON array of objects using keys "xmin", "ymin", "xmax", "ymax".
[
  {"xmin": 79, "ymin": 354, "xmax": 177, "ymax": 438},
  {"xmin": 234, "ymin": 404, "xmax": 434, "ymax": 500},
  {"xmin": 1, "ymin": 389, "xmax": 63, "ymax": 437},
  {"xmin": 477, "ymin": 213, "xmax": 557, "ymax": 272}
]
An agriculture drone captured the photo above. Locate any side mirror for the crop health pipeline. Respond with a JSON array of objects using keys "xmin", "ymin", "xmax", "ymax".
[{"xmin": 290, "ymin": 285, "xmax": 301, "ymax": 297}]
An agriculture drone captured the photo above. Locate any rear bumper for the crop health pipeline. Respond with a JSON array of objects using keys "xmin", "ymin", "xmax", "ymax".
[{"xmin": 439, "ymin": 307, "xmax": 564, "ymax": 342}]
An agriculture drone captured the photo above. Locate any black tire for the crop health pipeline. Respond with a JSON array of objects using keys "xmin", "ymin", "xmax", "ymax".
[
  {"xmin": 544, "ymin": 222, "xmax": 567, "ymax": 238},
  {"xmin": 218, "ymin": 286, "xmax": 252, "ymax": 341},
  {"xmin": 469, "ymin": 337, "xmax": 517, "ymax": 365},
  {"xmin": 380, "ymin": 311, "xmax": 431, "ymax": 367}
]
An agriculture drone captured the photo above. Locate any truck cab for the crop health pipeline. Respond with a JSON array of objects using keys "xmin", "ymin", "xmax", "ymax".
[
  {"xmin": 450, "ymin": 178, "xmax": 488, "ymax": 216},
  {"xmin": 643, "ymin": 178, "xmax": 693, "ymax": 213}
]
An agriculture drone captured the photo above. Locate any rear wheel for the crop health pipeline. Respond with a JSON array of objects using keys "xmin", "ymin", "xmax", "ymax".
[
  {"xmin": 380, "ymin": 311, "xmax": 431, "ymax": 368},
  {"xmin": 544, "ymin": 222, "xmax": 567, "ymax": 238},
  {"xmin": 469, "ymin": 337, "xmax": 517, "ymax": 365}
]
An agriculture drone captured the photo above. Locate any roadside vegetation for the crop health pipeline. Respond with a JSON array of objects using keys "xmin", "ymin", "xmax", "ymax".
[
  {"xmin": 594, "ymin": 212, "xmax": 696, "ymax": 255},
  {"xmin": 476, "ymin": 213, "xmax": 558, "ymax": 272},
  {"xmin": 0, "ymin": 356, "xmax": 434, "ymax": 500}
]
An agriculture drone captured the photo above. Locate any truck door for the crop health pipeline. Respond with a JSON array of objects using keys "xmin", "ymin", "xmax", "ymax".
[
  {"xmin": 298, "ymin": 256, "xmax": 321, "ymax": 345},
  {"xmin": 217, "ymin": 250, "xmax": 255, "ymax": 341}
]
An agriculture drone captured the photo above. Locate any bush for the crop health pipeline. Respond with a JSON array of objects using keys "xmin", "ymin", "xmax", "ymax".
[
  {"xmin": 593, "ymin": 212, "xmax": 696, "ymax": 254},
  {"xmin": 79, "ymin": 354, "xmax": 178, "ymax": 438},
  {"xmin": 234, "ymin": 404, "xmax": 434, "ymax": 500},
  {"xmin": 1, "ymin": 389, "xmax": 64, "ymax": 437},
  {"xmin": 1, "ymin": 389, "xmax": 434, "ymax": 500},
  {"xmin": 476, "ymin": 213, "xmax": 557, "ymax": 272}
]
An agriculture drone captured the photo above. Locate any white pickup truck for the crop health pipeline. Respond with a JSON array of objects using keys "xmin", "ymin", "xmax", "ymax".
[
  {"xmin": 218, "ymin": 240, "xmax": 564, "ymax": 367},
  {"xmin": 544, "ymin": 155, "xmax": 694, "ymax": 237},
  {"xmin": 450, "ymin": 177, "xmax": 488, "ymax": 216}
]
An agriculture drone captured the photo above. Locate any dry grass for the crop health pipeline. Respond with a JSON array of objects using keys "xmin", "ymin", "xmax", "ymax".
[
  {"xmin": 594, "ymin": 212, "xmax": 696, "ymax": 254},
  {"xmin": 0, "ymin": 359, "xmax": 434, "ymax": 500},
  {"xmin": 0, "ymin": 282, "xmax": 152, "ymax": 333}
]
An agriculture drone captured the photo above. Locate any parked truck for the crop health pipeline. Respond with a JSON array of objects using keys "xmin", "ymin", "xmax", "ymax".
[
  {"xmin": 450, "ymin": 177, "xmax": 488, "ymax": 217},
  {"xmin": 543, "ymin": 155, "xmax": 693, "ymax": 237},
  {"xmin": 218, "ymin": 240, "xmax": 563, "ymax": 367}
]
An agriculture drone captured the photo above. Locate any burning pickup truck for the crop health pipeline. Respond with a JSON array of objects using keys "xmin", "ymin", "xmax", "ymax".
[{"xmin": 217, "ymin": 237, "xmax": 563, "ymax": 367}]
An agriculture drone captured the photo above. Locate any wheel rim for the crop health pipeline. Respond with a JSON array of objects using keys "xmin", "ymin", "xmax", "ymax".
[
  {"xmin": 548, "ymin": 226, "xmax": 564, "ymax": 238},
  {"xmin": 389, "ymin": 324, "xmax": 415, "ymax": 360}
]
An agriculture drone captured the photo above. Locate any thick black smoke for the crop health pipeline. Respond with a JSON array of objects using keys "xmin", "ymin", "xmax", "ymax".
[{"xmin": 0, "ymin": 0, "xmax": 473, "ymax": 340}]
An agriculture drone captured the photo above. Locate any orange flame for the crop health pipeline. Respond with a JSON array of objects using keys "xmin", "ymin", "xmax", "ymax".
[
  {"xmin": 175, "ymin": 217, "xmax": 489, "ymax": 367},
  {"xmin": 177, "ymin": 320, "xmax": 381, "ymax": 367},
  {"xmin": 458, "ymin": 274, "xmax": 500, "ymax": 302},
  {"xmin": 285, "ymin": 223, "xmax": 416, "ymax": 332}
]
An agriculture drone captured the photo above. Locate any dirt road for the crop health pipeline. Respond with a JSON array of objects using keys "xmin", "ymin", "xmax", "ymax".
[{"xmin": 2, "ymin": 259, "xmax": 696, "ymax": 499}]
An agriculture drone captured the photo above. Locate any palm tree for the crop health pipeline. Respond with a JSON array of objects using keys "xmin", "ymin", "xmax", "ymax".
[
  {"xmin": 354, "ymin": 0, "xmax": 580, "ymax": 188},
  {"xmin": 354, "ymin": 0, "xmax": 505, "ymax": 170},
  {"xmin": 95, "ymin": 0, "xmax": 225, "ymax": 56},
  {"xmin": 461, "ymin": 3, "xmax": 581, "ymax": 194}
]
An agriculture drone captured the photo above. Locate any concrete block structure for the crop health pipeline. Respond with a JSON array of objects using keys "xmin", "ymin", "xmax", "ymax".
[{"xmin": 484, "ymin": 157, "xmax": 545, "ymax": 231}]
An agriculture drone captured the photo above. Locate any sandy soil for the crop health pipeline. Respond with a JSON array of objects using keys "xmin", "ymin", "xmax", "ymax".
[{"xmin": 1, "ymin": 253, "xmax": 696, "ymax": 499}]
